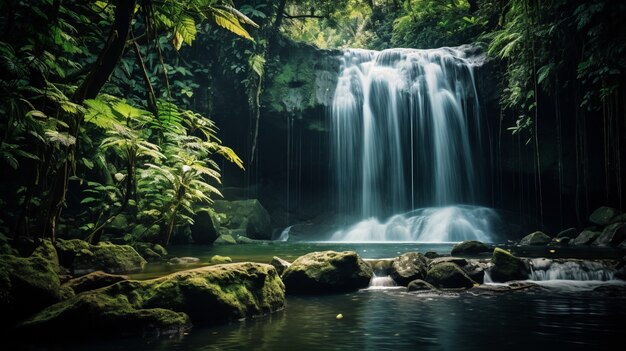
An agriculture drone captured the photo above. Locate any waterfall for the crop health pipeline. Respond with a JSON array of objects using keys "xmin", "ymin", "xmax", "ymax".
[
  {"xmin": 528, "ymin": 258, "xmax": 615, "ymax": 281},
  {"xmin": 330, "ymin": 46, "xmax": 493, "ymax": 242}
]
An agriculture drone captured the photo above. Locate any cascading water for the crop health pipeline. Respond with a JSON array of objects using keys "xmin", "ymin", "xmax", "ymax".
[{"xmin": 330, "ymin": 46, "xmax": 494, "ymax": 242}]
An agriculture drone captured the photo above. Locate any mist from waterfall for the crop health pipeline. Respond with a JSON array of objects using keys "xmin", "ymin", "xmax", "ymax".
[{"xmin": 330, "ymin": 47, "xmax": 492, "ymax": 242}]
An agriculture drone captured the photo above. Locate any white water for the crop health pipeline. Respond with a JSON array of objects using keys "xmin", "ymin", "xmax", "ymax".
[
  {"xmin": 528, "ymin": 258, "xmax": 615, "ymax": 281},
  {"xmin": 368, "ymin": 274, "xmax": 399, "ymax": 290},
  {"xmin": 330, "ymin": 47, "xmax": 492, "ymax": 242}
]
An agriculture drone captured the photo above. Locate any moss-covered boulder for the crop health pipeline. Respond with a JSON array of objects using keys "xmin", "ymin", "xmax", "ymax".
[
  {"xmin": 594, "ymin": 223, "xmax": 626, "ymax": 247},
  {"xmin": 451, "ymin": 240, "xmax": 491, "ymax": 255},
  {"xmin": 429, "ymin": 257, "xmax": 468, "ymax": 268},
  {"xmin": 407, "ymin": 279, "xmax": 437, "ymax": 292},
  {"xmin": 589, "ymin": 206, "xmax": 620, "ymax": 225},
  {"xmin": 213, "ymin": 234, "xmax": 237, "ymax": 245},
  {"xmin": 0, "ymin": 241, "xmax": 61, "ymax": 325},
  {"xmin": 282, "ymin": 251, "xmax": 372, "ymax": 294},
  {"xmin": 132, "ymin": 242, "xmax": 168, "ymax": 262},
  {"xmin": 19, "ymin": 262, "xmax": 285, "ymax": 337},
  {"xmin": 389, "ymin": 252, "xmax": 429, "ymax": 286},
  {"xmin": 489, "ymin": 248, "xmax": 529, "ymax": 282},
  {"xmin": 62, "ymin": 271, "xmax": 129, "ymax": 294},
  {"xmin": 55, "ymin": 239, "xmax": 146, "ymax": 275},
  {"xmin": 519, "ymin": 231, "xmax": 552, "ymax": 246},
  {"xmin": 190, "ymin": 211, "xmax": 220, "ymax": 245},
  {"xmin": 425, "ymin": 262, "xmax": 476, "ymax": 289},
  {"xmin": 572, "ymin": 230, "xmax": 599, "ymax": 245},
  {"xmin": 213, "ymin": 200, "xmax": 272, "ymax": 240},
  {"xmin": 270, "ymin": 256, "xmax": 291, "ymax": 276},
  {"xmin": 210, "ymin": 255, "xmax": 232, "ymax": 264}
]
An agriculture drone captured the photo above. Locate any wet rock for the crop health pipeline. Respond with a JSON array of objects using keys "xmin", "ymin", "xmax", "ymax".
[
  {"xmin": 594, "ymin": 223, "xmax": 626, "ymax": 247},
  {"xmin": 213, "ymin": 200, "xmax": 272, "ymax": 240},
  {"xmin": 210, "ymin": 255, "xmax": 232, "ymax": 264},
  {"xmin": 190, "ymin": 211, "xmax": 220, "ymax": 245},
  {"xmin": 282, "ymin": 251, "xmax": 373, "ymax": 293},
  {"xmin": 367, "ymin": 259, "xmax": 394, "ymax": 275},
  {"xmin": 610, "ymin": 213, "xmax": 626, "ymax": 224},
  {"xmin": 589, "ymin": 206, "xmax": 620, "ymax": 226},
  {"xmin": 489, "ymin": 248, "xmax": 529, "ymax": 282},
  {"xmin": 424, "ymin": 251, "xmax": 441, "ymax": 259},
  {"xmin": 236, "ymin": 236, "xmax": 258, "ymax": 244},
  {"xmin": 168, "ymin": 257, "xmax": 200, "ymax": 265},
  {"xmin": 572, "ymin": 230, "xmax": 600, "ymax": 246},
  {"xmin": 270, "ymin": 256, "xmax": 291, "ymax": 276},
  {"xmin": 450, "ymin": 240, "xmax": 491, "ymax": 255},
  {"xmin": 429, "ymin": 257, "xmax": 468, "ymax": 268},
  {"xmin": 55, "ymin": 239, "xmax": 146, "ymax": 275},
  {"xmin": 389, "ymin": 252, "xmax": 429, "ymax": 286},
  {"xmin": 0, "ymin": 240, "xmax": 61, "ymax": 325},
  {"xmin": 463, "ymin": 260, "xmax": 490, "ymax": 284},
  {"xmin": 557, "ymin": 228, "xmax": 577, "ymax": 238},
  {"xmin": 519, "ymin": 231, "xmax": 551, "ymax": 246},
  {"xmin": 63, "ymin": 271, "xmax": 129, "ymax": 294},
  {"xmin": 18, "ymin": 263, "xmax": 285, "ymax": 338},
  {"xmin": 407, "ymin": 279, "xmax": 436, "ymax": 292},
  {"xmin": 213, "ymin": 234, "xmax": 237, "ymax": 245},
  {"xmin": 425, "ymin": 262, "xmax": 476, "ymax": 289}
]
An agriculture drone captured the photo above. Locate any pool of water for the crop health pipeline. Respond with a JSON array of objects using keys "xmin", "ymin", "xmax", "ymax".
[
  {"xmin": 42, "ymin": 281, "xmax": 626, "ymax": 351},
  {"xmin": 131, "ymin": 242, "xmax": 457, "ymax": 280}
]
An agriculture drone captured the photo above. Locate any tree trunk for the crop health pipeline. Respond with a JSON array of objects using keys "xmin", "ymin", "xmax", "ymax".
[{"xmin": 73, "ymin": 0, "xmax": 137, "ymax": 103}]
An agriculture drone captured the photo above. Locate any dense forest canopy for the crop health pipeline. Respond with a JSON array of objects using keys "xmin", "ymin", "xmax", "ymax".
[{"xmin": 1, "ymin": 0, "xmax": 625, "ymax": 246}]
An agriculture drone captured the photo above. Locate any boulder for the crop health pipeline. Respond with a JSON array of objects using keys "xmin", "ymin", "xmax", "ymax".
[
  {"xmin": 489, "ymin": 248, "xmax": 529, "ymax": 282},
  {"xmin": 236, "ymin": 236, "xmax": 258, "ymax": 244},
  {"xmin": 63, "ymin": 271, "xmax": 129, "ymax": 294},
  {"xmin": 389, "ymin": 252, "xmax": 429, "ymax": 286},
  {"xmin": 519, "ymin": 231, "xmax": 551, "ymax": 246},
  {"xmin": 270, "ymin": 256, "xmax": 291, "ymax": 276},
  {"xmin": 589, "ymin": 206, "xmax": 620, "ymax": 225},
  {"xmin": 54, "ymin": 239, "xmax": 146, "ymax": 275},
  {"xmin": 557, "ymin": 228, "xmax": 577, "ymax": 238},
  {"xmin": 18, "ymin": 263, "xmax": 285, "ymax": 337},
  {"xmin": 190, "ymin": 211, "xmax": 220, "ymax": 245},
  {"xmin": 168, "ymin": 257, "xmax": 200, "ymax": 265},
  {"xmin": 213, "ymin": 200, "xmax": 272, "ymax": 240},
  {"xmin": 572, "ymin": 230, "xmax": 599, "ymax": 246},
  {"xmin": 429, "ymin": 257, "xmax": 468, "ymax": 268},
  {"xmin": 463, "ymin": 260, "xmax": 490, "ymax": 284},
  {"xmin": 213, "ymin": 234, "xmax": 237, "ymax": 245},
  {"xmin": 610, "ymin": 213, "xmax": 626, "ymax": 224},
  {"xmin": 367, "ymin": 259, "xmax": 393, "ymax": 276},
  {"xmin": 424, "ymin": 251, "xmax": 441, "ymax": 259},
  {"xmin": 407, "ymin": 279, "xmax": 436, "ymax": 292},
  {"xmin": 450, "ymin": 241, "xmax": 491, "ymax": 255},
  {"xmin": 210, "ymin": 255, "xmax": 232, "ymax": 264},
  {"xmin": 425, "ymin": 262, "xmax": 475, "ymax": 289},
  {"xmin": 594, "ymin": 223, "xmax": 626, "ymax": 247},
  {"xmin": 132, "ymin": 242, "xmax": 168, "ymax": 262},
  {"xmin": 0, "ymin": 240, "xmax": 61, "ymax": 325},
  {"xmin": 282, "ymin": 251, "xmax": 373, "ymax": 293}
]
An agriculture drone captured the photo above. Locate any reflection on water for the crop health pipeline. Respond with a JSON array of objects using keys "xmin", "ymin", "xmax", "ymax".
[{"xmin": 50, "ymin": 286, "xmax": 626, "ymax": 351}]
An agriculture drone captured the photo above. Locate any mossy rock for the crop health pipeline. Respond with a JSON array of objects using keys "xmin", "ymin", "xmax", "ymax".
[
  {"xmin": 210, "ymin": 255, "xmax": 232, "ymax": 264},
  {"xmin": 389, "ymin": 252, "xmax": 429, "ymax": 286},
  {"xmin": 19, "ymin": 262, "xmax": 284, "ymax": 338},
  {"xmin": 63, "ymin": 271, "xmax": 129, "ymax": 294},
  {"xmin": 55, "ymin": 239, "xmax": 146, "ymax": 275},
  {"xmin": 213, "ymin": 200, "xmax": 272, "ymax": 240},
  {"xmin": 594, "ymin": 223, "xmax": 626, "ymax": 247},
  {"xmin": 213, "ymin": 234, "xmax": 237, "ymax": 245},
  {"xmin": 407, "ymin": 279, "xmax": 437, "ymax": 292},
  {"xmin": 572, "ymin": 230, "xmax": 599, "ymax": 246},
  {"xmin": 270, "ymin": 256, "xmax": 291, "ymax": 276},
  {"xmin": 425, "ymin": 262, "xmax": 476, "ymax": 289},
  {"xmin": 451, "ymin": 240, "xmax": 491, "ymax": 255},
  {"xmin": 519, "ymin": 231, "xmax": 551, "ymax": 246},
  {"xmin": 132, "ymin": 242, "xmax": 168, "ymax": 262},
  {"xmin": 190, "ymin": 211, "xmax": 220, "ymax": 245},
  {"xmin": 0, "ymin": 241, "xmax": 61, "ymax": 326},
  {"xmin": 282, "ymin": 251, "xmax": 373, "ymax": 294},
  {"xmin": 489, "ymin": 248, "xmax": 528, "ymax": 282},
  {"xmin": 589, "ymin": 206, "xmax": 620, "ymax": 226},
  {"xmin": 556, "ymin": 228, "xmax": 577, "ymax": 238}
]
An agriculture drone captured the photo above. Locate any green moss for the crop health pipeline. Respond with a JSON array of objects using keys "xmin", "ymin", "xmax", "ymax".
[
  {"xmin": 425, "ymin": 262, "xmax": 475, "ymax": 289},
  {"xmin": 490, "ymin": 248, "xmax": 529, "ymax": 282}
]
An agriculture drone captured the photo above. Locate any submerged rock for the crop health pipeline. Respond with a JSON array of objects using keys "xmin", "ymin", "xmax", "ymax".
[
  {"xmin": 213, "ymin": 200, "xmax": 272, "ymax": 240},
  {"xmin": 572, "ymin": 230, "xmax": 599, "ymax": 246},
  {"xmin": 168, "ymin": 257, "xmax": 200, "ymax": 265},
  {"xmin": 54, "ymin": 239, "xmax": 146, "ymax": 275},
  {"xmin": 270, "ymin": 256, "xmax": 291, "ymax": 276},
  {"xmin": 389, "ymin": 252, "xmax": 429, "ymax": 286},
  {"xmin": 19, "ymin": 263, "xmax": 285, "ymax": 337},
  {"xmin": 594, "ymin": 223, "xmax": 626, "ymax": 247},
  {"xmin": 425, "ymin": 262, "xmax": 476, "ymax": 289},
  {"xmin": 63, "ymin": 271, "xmax": 129, "ymax": 294},
  {"xmin": 589, "ymin": 206, "xmax": 620, "ymax": 226},
  {"xmin": 489, "ymin": 248, "xmax": 529, "ymax": 282},
  {"xmin": 450, "ymin": 240, "xmax": 491, "ymax": 255},
  {"xmin": 0, "ymin": 240, "xmax": 61, "ymax": 325},
  {"xmin": 519, "ymin": 231, "xmax": 551, "ymax": 246},
  {"xmin": 407, "ymin": 279, "xmax": 437, "ymax": 292},
  {"xmin": 282, "ymin": 251, "xmax": 372, "ymax": 293}
]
